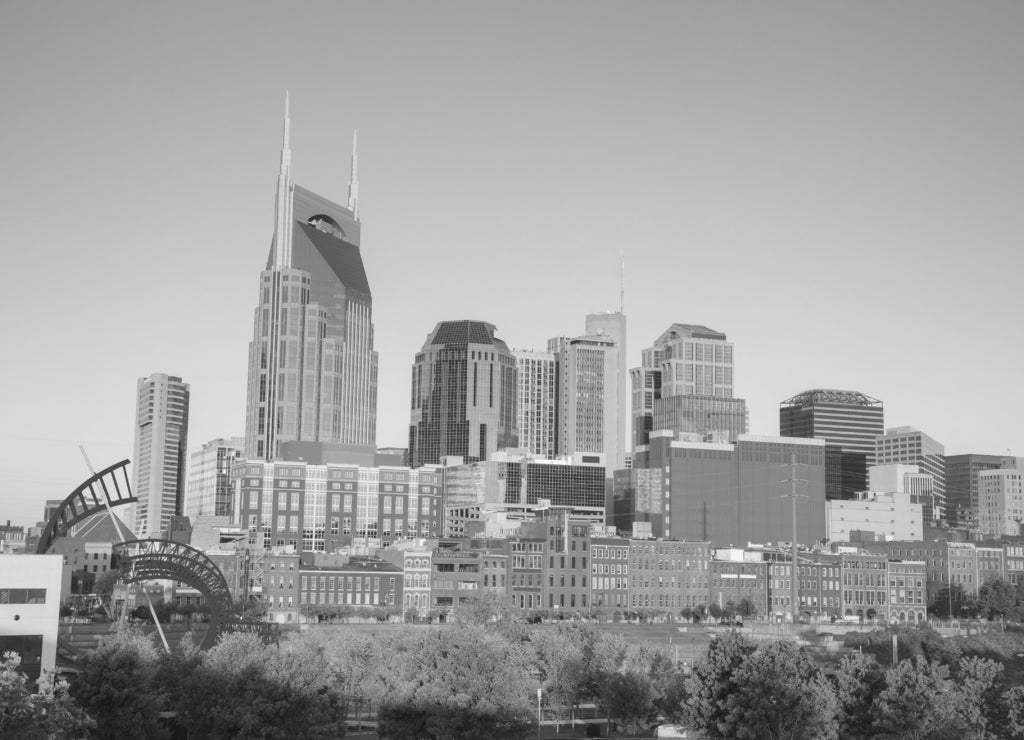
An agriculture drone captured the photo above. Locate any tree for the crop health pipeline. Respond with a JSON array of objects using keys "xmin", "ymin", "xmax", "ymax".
[
  {"xmin": 871, "ymin": 656, "xmax": 965, "ymax": 740},
  {"xmin": 0, "ymin": 652, "xmax": 95, "ymax": 740},
  {"xmin": 682, "ymin": 631, "xmax": 757, "ymax": 735},
  {"xmin": 597, "ymin": 670, "xmax": 656, "ymax": 735},
  {"xmin": 69, "ymin": 626, "xmax": 169, "ymax": 740},
  {"xmin": 720, "ymin": 640, "xmax": 839, "ymax": 740},
  {"xmin": 454, "ymin": 590, "xmax": 517, "ymax": 625},
  {"xmin": 173, "ymin": 632, "xmax": 347, "ymax": 739},
  {"xmin": 830, "ymin": 652, "xmax": 886, "ymax": 740},
  {"xmin": 531, "ymin": 623, "xmax": 626, "ymax": 723},
  {"xmin": 375, "ymin": 626, "xmax": 534, "ymax": 740},
  {"xmin": 978, "ymin": 577, "xmax": 1021, "ymax": 621},
  {"xmin": 738, "ymin": 597, "xmax": 758, "ymax": 619},
  {"xmin": 708, "ymin": 602, "xmax": 723, "ymax": 621},
  {"xmin": 949, "ymin": 656, "xmax": 1005, "ymax": 740}
]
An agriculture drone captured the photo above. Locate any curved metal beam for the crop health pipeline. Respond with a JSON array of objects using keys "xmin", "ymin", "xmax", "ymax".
[
  {"xmin": 37, "ymin": 459, "xmax": 135, "ymax": 554},
  {"xmin": 114, "ymin": 539, "xmax": 234, "ymax": 649}
]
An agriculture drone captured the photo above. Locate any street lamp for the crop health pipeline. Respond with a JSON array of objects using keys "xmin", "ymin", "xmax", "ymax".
[{"xmin": 537, "ymin": 687, "xmax": 542, "ymax": 740}]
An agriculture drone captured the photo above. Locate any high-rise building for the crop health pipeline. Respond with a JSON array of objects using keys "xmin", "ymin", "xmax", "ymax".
[
  {"xmin": 630, "ymin": 324, "xmax": 747, "ymax": 449},
  {"xmin": 244, "ymin": 99, "xmax": 377, "ymax": 462},
  {"xmin": 513, "ymin": 349, "xmax": 556, "ymax": 458},
  {"xmin": 945, "ymin": 454, "xmax": 1019, "ymax": 529},
  {"xmin": 132, "ymin": 373, "xmax": 190, "ymax": 537},
  {"xmin": 584, "ymin": 311, "xmax": 627, "ymax": 471},
  {"xmin": 548, "ymin": 332, "xmax": 619, "ymax": 473},
  {"xmin": 978, "ymin": 468, "xmax": 1024, "ymax": 538},
  {"xmin": 874, "ymin": 427, "xmax": 946, "ymax": 523},
  {"xmin": 408, "ymin": 320, "xmax": 518, "ymax": 468},
  {"xmin": 186, "ymin": 437, "xmax": 245, "ymax": 520},
  {"xmin": 780, "ymin": 389, "xmax": 884, "ymax": 500}
]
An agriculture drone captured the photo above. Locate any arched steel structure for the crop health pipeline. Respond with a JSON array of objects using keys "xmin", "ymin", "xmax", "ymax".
[
  {"xmin": 36, "ymin": 459, "xmax": 135, "ymax": 554},
  {"xmin": 114, "ymin": 539, "xmax": 235, "ymax": 650}
]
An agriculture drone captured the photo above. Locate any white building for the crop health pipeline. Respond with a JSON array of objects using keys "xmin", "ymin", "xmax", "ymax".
[
  {"xmin": 512, "ymin": 349, "xmax": 557, "ymax": 458},
  {"xmin": 132, "ymin": 373, "xmax": 190, "ymax": 537},
  {"xmin": 186, "ymin": 437, "xmax": 245, "ymax": 520},
  {"xmin": 827, "ymin": 492, "xmax": 923, "ymax": 543},
  {"xmin": 0, "ymin": 554, "xmax": 62, "ymax": 684},
  {"xmin": 978, "ymin": 468, "xmax": 1024, "ymax": 538}
]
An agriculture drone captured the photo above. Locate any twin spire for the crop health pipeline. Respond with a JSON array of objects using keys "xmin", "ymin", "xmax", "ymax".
[{"xmin": 273, "ymin": 92, "xmax": 360, "ymax": 267}]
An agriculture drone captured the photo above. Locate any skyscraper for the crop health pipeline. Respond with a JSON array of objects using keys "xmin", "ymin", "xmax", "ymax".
[
  {"xmin": 780, "ymin": 389, "xmax": 884, "ymax": 500},
  {"xmin": 584, "ymin": 311, "xmax": 628, "ymax": 471},
  {"xmin": 874, "ymin": 426, "xmax": 946, "ymax": 522},
  {"xmin": 185, "ymin": 437, "xmax": 244, "ymax": 520},
  {"xmin": 945, "ymin": 454, "xmax": 1019, "ymax": 529},
  {"xmin": 548, "ymin": 331, "xmax": 620, "ymax": 473},
  {"xmin": 630, "ymin": 324, "xmax": 747, "ymax": 448},
  {"xmin": 408, "ymin": 320, "xmax": 518, "ymax": 468},
  {"xmin": 513, "ymin": 348, "xmax": 556, "ymax": 458},
  {"xmin": 244, "ymin": 98, "xmax": 377, "ymax": 462},
  {"xmin": 132, "ymin": 374, "xmax": 190, "ymax": 537}
]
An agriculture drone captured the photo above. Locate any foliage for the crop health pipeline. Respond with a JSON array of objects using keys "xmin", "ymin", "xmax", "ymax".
[
  {"xmin": 0, "ymin": 652, "xmax": 95, "ymax": 740},
  {"xmin": 173, "ymin": 632, "xmax": 347, "ymax": 739},
  {"xmin": 597, "ymin": 670, "xmax": 656, "ymax": 735},
  {"xmin": 375, "ymin": 626, "xmax": 534, "ymax": 740},
  {"xmin": 452, "ymin": 589, "xmax": 518, "ymax": 626},
  {"xmin": 842, "ymin": 625, "xmax": 962, "ymax": 666},
  {"xmin": 978, "ymin": 577, "xmax": 1024, "ymax": 621},
  {"xmin": 530, "ymin": 622, "xmax": 626, "ymax": 721},
  {"xmin": 68, "ymin": 626, "xmax": 169, "ymax": 740},
  {"xmin": 830, "ymin": 652, "xmax": 886, "ymax": 740},
  {"xmin": 720, "ymin": 640, "xmax": 838, "ymax": 740},
  {"xmin": 871, "ymin": 656, "xmax": 965, "ymax": 740},
  {"xmin": 681, "ymin": 631, "xmax": 756, "ymax": 735}
]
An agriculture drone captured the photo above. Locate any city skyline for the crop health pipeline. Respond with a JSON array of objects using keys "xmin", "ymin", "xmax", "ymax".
[{"xmin": 4, "ymin": 2, "xmax": 1024, "ymax": 527}]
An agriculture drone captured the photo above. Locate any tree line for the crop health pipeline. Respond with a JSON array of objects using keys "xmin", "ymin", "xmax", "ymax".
[{"xmin": 6, "ymin": 619, "xmax": 1024, "ymax": 739}]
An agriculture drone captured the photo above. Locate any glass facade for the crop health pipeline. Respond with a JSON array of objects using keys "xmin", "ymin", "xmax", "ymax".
[{"xmin": 408, "ymin": 321, "xmax": 518, "ymax": 468}]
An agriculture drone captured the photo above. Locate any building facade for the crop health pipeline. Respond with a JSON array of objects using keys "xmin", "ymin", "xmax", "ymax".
[
  {"xmin": 187, "ymin": 437, "xmax": 245, "ymax": 520},
  {"xmin": 244, "ymin": 103, "xmax": 377, "ymax": 461},
  {"xmin": 132, "ymin": 373, "xmax": 190, "ymax": 537},
  {"xmin": 779, "ymin": 389, "xmax": 884, "ymax": 500},
  {"xmin": 235, "ymin": 461, "xmax": 443, "ymax": 553},
  {"xmin": 442, "ymin": 452, "xmax": 606, "ymax": 536},
  {"xmin": 874, "ymin": 427, "xmax": 946, "ymax": 523},
  {"xmin": 584, "ymin": 311, "xmax": 628, "ymax": 472},
  {"xmin": 631, "ymin": 324, "xmax": 746, "ymax": 449},
  {"xmin": 614, "ymin": 432, "xmax": 827, "ymax": 547},
  {"xmin": 978, "ymin": 468, "xmax": 1024, "ymax": 538},
  {"xmin": 513, "ymin": 349, "xmax": 556, "ymax": 458},
  {"xmin": 946, "ymin": 454, "xmax": 1020, "ymax": 529},
  {"xmin": 548, "ymin": 332, "xmax": 619, "ymax": 473},
  {"xmin": 826, "ymin": 492, "xmax": 924, "ymax": 543},
  {"xmin": 408, "ymin": 320, "xmax": 517, "ymax": 468}
]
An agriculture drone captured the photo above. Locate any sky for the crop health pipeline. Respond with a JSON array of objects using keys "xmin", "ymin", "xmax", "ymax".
[{"xmin": 2, "ymin": 1, "xmax": 1023, "ymax": 529}]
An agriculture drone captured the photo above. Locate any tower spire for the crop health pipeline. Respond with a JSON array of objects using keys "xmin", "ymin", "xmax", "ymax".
[
  {"xmin": 273, "ymin": 92, "xmax": 295, "ymax": 267},
  {"xmin": 620, "ymin": 251, "xmax": 625, "ymax": 314},
  {"xmin": 348, "ymin": 130, "xmax": 359, "ymax": 220}
]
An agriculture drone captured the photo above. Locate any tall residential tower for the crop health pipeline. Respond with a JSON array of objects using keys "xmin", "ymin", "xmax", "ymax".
[
  {"xmin": 244, "ymin": 99, "xmax": 377, "ymax": 461},
  {"xmin": 132, "ymin": 374, "xmax": 190, "ymax": 537}
]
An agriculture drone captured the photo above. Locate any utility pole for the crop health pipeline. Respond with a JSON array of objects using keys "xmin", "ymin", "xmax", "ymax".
[{"xmin": 781, "ymin": 453, "xmax": 807, "ymax": 627}]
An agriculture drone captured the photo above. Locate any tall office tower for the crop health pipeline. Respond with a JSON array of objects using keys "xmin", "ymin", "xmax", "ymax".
[
  {"xmin": 513, "ymin": 349, "xmax": 556, "ymax": 457},
  {"xmin": 548, "ymin": 331, "xmax": 620, "ymax": 473},
  {"xmin": 779, "ymin": 389, "xmax": 884, "ymax": 500},
  {"xmin": 978, "ymin": 468, "xmax": 1024, "ymax": 538},
  {"xmin": 244, "ymin": 99, "xmax": 377, "ymax": 462},
  {"xmin": 630, "ymin": 324, "xmax": 747, "ymax": 448},
  {"xmin": 408, "ymin": 320, "xmax": 518, "ymax": 468},
  {"xmin": 945, "ymin": 454, "xmax": 1019, "ymax": 529},
  {"xmin": 186, "ymin": 437, "xmax": 245, "ymax": 520},
  {"xmin": 874, "ymin": 426, "xmax": 946, "ymax": 523},
  {"xmin": 585, "ymin": 311, "xmax": 627, "ymax": 471},
  {"xmin": 132, "ymin": 374, "xmax": 190, "ymax": 537}
]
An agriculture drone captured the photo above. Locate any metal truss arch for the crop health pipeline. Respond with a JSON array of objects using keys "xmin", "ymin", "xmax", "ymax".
[
  {"xmin": 114, "ymin": 539, "xmax": 235, "ymax": 650},
  {"xmin": 36, "ymin": 459, "xmax": 135, "ymax": 555}
]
